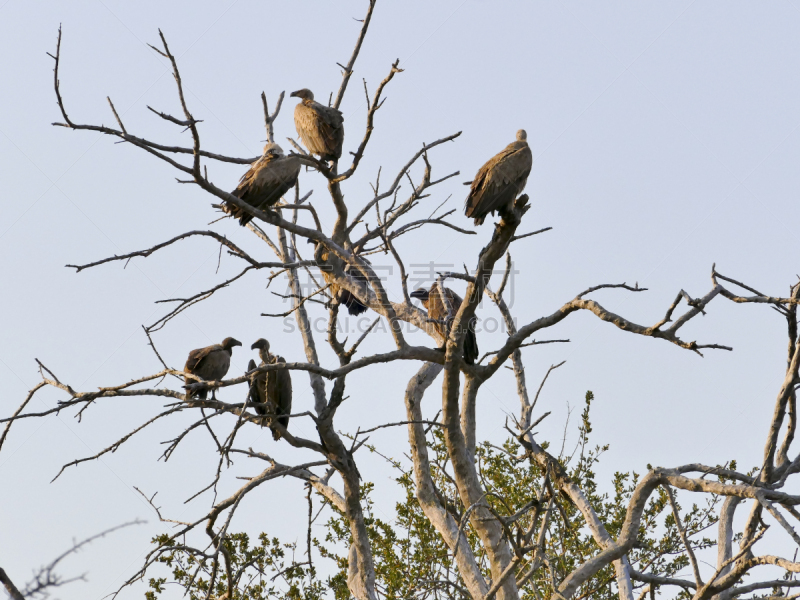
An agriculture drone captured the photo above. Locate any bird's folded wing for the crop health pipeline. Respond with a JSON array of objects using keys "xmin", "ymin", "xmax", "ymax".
[
  {"xmin": 317, "ymin": 104, "xmax": 344, "ymax": 127},
  {"xmin": 256, "ymin": 156, "xmax": 300, "ymax": 188},
  {"xmin": 495, "ymin": 145, "xmax": 532, "ymax": 186},
  {"xmin": 232, "ymin": 168, "xmax": 259, "ymax": 199},
  {"xmin": 465, "ymin": 149, "xmax": 511, "ymax": 212},
  {"xmin": 185, "ymin": 345, "xmax": 219, "ymax": 372}
]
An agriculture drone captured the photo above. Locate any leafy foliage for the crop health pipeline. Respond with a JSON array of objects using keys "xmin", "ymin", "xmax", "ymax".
[
  {"xmin": 147, "ymin": 392, "xmax": 723, "ymax": 599},
  {"xmin": 146, "ymin": 532, "xmax": 324, "ymax": 600}
]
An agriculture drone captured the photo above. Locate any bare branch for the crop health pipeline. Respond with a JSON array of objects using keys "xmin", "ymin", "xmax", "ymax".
[
  {"xmin": 65, "ymin": 230, "xmax": 280, "ymax": 272},
  {"xmin": 333, "ymin": 0, "xmax": 377, "ymax": 110},
  {"xmin": 335, "ymin": 58, "xmax": 403, "ymax": 182},
  {"xmin": 576, "ymin": 282, "xmax": 647, "ymax": 299},
  {"xmin": 347, "ymin": 131, "xmax": 462, "ymax": 240},
  {"xmin": 262, "ymin": 90, "xmax": 285, "ymax": 143},
  {"xmin": 511, "ymin": 226, "xmax": 553, "ymax": 242},
  {"xmin": 0, "ymin": 568, "xmax": 24, "ymax": 600},
  {"xmin": 52, "ymin": 407, "xmax": 183, "ymax": 482},
  {"xmin": 665, "ymin": 485, "xmax": 703, "ymax": 587}
]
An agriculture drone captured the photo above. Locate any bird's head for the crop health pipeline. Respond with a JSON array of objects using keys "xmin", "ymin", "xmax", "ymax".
[
  {"xmin": 516, "ymin": 129, "xmax": 527, "ymax": 142},
  {"xmin": 290, "ymin": 88, "xmax": 314, "ymax": 101},
  {"xmin": 410, "ymin": 288, "xmax": 430, "ymax": 303},
  {"xmin": 251, "ymin": 338, "xmax": 270, "ymax": 352},
  {"xmin": 263, "ymin": 143, "xmax": 285, "ymax": 157},
  {"xmin": 221, "ymin": 337, "xmax": 242, "ymax": 350},
  {"xmin": 306, "ymin": 238, "xmax": 328, "ymax": 261}
]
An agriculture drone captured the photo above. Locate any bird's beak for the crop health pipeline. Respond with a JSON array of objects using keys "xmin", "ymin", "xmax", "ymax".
[
  {"xmin": 250, "ymin": 341, "xmax": 261, "ymax": 350},
  {"xmin": 290, "ymin": 90, "xmax": 300, "ymax": 98},
  {"xmin": 232, "ymin": 339, "xmax": 243, "ymax": 347},
  {"xmin": 410, "ymin": 289, "xmax": 426, "ymax": 300}
]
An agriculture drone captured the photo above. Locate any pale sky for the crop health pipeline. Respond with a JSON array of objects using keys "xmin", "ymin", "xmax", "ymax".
[{"xmin": 2, "ymin": 1, "xmax": 800, "ymax": 598}]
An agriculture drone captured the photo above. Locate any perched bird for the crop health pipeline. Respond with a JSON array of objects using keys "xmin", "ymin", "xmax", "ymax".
[
  {"xmin": 410, "ymin": 284, "xmax": 479, "ymax": 364},
  {"xmin": 184, "ymin": 337, "xmax": 242, "ymax": 400},
  {"xmin": 334, "ymin": 264, "xmax": 369, "ymax": 315},
  {"xmin": 248, "ymin": 338, "xmax": 293, "ymax": 440},
  {"xmin": 290, "ymin": 88, "xmax": 345, "ymax": 161},
  {"xmin": 224, "ymin": 143, "xmax": 300, "ymax": 226},
  {"xmin": 309, "ymin": 240, "xmax": 369, "ymax": 316},
  {"xmin": 464, "ymin": 130, "xmax": 532, "ymax": 225}
]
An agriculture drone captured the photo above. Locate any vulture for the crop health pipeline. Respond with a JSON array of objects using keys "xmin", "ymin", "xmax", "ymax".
[
  {"xmin": 309, "ymin": 240, "xmax": 369, "ymax": 315},
  {"xmin": 464, "ymin": 129, "xmax": 532, "ymax": 225},
  {"xmin": 290, "ymin": 88, "xmax": 345, "ymax": 161},
  {"xmin": 410, "ymin": 284, "xmax": 479, "ymax": 365},
  {"xmin": 333, "ymin": 264, "xmax": 369, "ymax": 315},
  {"xmin": 184, "ymin": 337, "xmax": 242, "ymax": 400},
  {"xmin": 248, "ymin": 338, "xmax": 293, "ymax": 440},
  {"xmin": 225, "ymin": 143, "xmax": 300, "ymax": 226}
]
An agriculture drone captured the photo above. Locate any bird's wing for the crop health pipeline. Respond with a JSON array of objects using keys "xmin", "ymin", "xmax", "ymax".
[
  {"xmin": 465, "ymin": 143, "xmax": 531, "ymax": 218},
  {"xmin": 264, "ymin": 354, "xmax": 278, "ymax": 401},
  {"xmin": 272, "ymin": 355, "xmax": 292, "ymax": 413},
  {"xmin": 247, "ymin": 358, "xmax": 259, "ymax": 402},
  {"xmin": 273, "ymin": 356, "xmax": 292, "ymax": 433},
  {"xmin": 225, "ymin": 158, "xmax": 266, "ymax": 223},
  {"xmin": 185, "ymin": 344, "xmax": 221, "ymax": 374},
  {"xmin": 314, "ymin": 105, "xmax": 345, "ymax": 159},
  {"xmin": 442, "ymin": 288, "xmax": 478, "ymax": 363},
  {"xmin": 295, "ymin": 103, "xmax": 344, "ymax": 158},
  {"xmin": 232, "ymin": 157, "xmax": 265, "ymax": 199},
  {"xmin": 338, "ymin": 264, "xmax": 368, "ymax": 315},
  {"xmin": 497, "ymin": 143, "xmax": 532, "ymax": 187},
  {"xmin": 464, "ymin": 321, "xmax": 479, "ymax": 365},
  {"xmin": 196, "ymin": 349, "xmax": 231, "ymax": 381},
  {"xmin": 316, "ymin": 103, "xmax": 344, "ymax": 128},
  {"xmin": 464, "ymin": 150, "xmax": 511, "ymax": 217},
  {"xmin": 255, "ymin": 155, "xmax": 301, "ymax": 194},
  {"xmin": 227, "ymin": 155, "xmax": 302, "ymax": 225},
  {"xmin": 444, "ymin": 288, "xmax": 464, "ymax": 312}
]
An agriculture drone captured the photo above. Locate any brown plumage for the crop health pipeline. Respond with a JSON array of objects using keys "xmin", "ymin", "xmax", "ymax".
[
  {"xmin": 410, "ymin": 285, "xmax": 479, "ymax": 365},
  {"xmin": 290, "ymin": 89, "xmax": 344, "ymax": 161},
  {"xmin": 464, "ymin": 130, "xmax": 532, "ymax": 225},
  {"xmin": 184, "ymin": 337, "xmax": 242, "ymax": 400},
  {"xmin": 249, "ymin": 339, "xmax": 293, "ymax": 440},
  {"xmin": 310, "ymin": 241, "xmax": 369, "ymax": 315},
  {"xmin": 225, "ymin": 143, "xmax": 300, "ymax": 226}
]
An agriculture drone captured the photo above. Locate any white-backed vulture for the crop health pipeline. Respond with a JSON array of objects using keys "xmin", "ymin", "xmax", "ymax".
[
  {"xmin": 309, "ymin": 240, "xmax": 369, "ymax": 315},
  {"xmin": 184, "ymin": 337, "xmax": 242, "ymax": 400},
  {"xmin": 249, "ymin": 338, "xmax": 292, "ymax": 440},
  {"xmin": 410, "ymin": 285, "xmax": 479, "ymax": 364},
  {"xmin": 464, "ymin": 129, "xmax": 532, "ymax": 225},
  {"xmin": 333, "ymin": 264, "xmax": 369, "ymax": 316},
  {"xmin": 290, "ymin": 88, "xmax": 344, "ymax": 161},
  {"xmin": 224, "ymin": 143, "xmax": 300, "ymax": 226}
]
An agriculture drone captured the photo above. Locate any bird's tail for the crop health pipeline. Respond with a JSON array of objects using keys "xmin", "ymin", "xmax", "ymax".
[
  {"xmin": 184, "ymin": 377, "xmax": 208, "ymax": 400},
  {"xmin": 271, "ymin": 409, "xmax": 290, "ymax": 440},
  {"xmin": 338, "ymin": 289, "xmax": 368, "ymax": 315},
  {"xmin": 464, "ymin": 318, "xmax": 479, "ymax": 365},
  {"xmin": 220, "ymin": 199, "xmax": 254, "ymax": 226}
]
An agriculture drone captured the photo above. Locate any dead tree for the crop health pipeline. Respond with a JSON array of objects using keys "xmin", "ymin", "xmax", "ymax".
[
  {"xmin": 0, "ymin": 522, "xmax": 142, "ymax": 599},
  {"xmin": 3, "ymin": 3, "xmax": 800, "ymax": 599}
]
